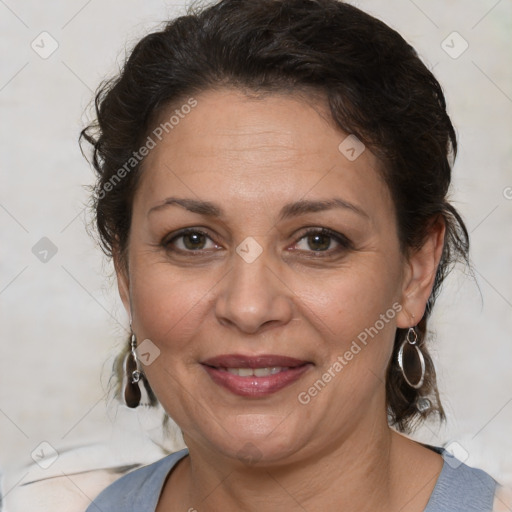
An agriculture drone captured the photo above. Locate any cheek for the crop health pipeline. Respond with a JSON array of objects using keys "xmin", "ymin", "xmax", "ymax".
[
  {"xmin": 127, "ymin": 263, "xmax": 216, "ymax": 417},
  {"xmin": 295, "ymin": 264, "xmax": 401, "ymax": 391},
  {"xmin": 295, "ymin": 280, "xmax": 399, "ymax": 414},
  {"xmin": 300, "ymin": 264, "xmax": 401, "ymax": 337},
  {"xmin": 129, "ymin": 260, "xmax": 217, "ymax": 353}
]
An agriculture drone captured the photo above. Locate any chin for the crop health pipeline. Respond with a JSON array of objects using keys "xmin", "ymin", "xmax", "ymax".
[{"xmin": 207, "ymin": 416, "xmax": 307, "ymax": 466}]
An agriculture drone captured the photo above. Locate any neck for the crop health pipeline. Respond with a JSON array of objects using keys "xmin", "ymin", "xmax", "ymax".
[{"xmin": 174, "ymin": 414, "xmax": 404, "ymax": 512}]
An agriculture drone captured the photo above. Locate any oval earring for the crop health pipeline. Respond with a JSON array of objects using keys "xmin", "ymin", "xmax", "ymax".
[{"xmin": 397, "ymin": 327, "xmax": 425, "ymax": 389}]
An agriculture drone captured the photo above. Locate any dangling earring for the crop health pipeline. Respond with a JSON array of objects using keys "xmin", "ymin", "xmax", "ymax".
[
  {"xmin": 124, "ymin": 332, "xmax": 142, "ymax": 408},
  {"xmin": 397, "ymin": 327, "xmax": 425, "ymax": 389}
]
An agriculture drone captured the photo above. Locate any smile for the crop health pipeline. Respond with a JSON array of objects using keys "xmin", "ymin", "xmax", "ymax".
[
  {"xmin": 223, "ymin": 367, "xmax": 288, "ymax": 377},
  {"xmin": 201, "ymin": 354, "xmax": 312, "ymax": 397}
]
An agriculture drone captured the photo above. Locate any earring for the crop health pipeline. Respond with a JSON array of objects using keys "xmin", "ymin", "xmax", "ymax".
[
  {"xmin": 123, "ymin": 332, "xmax": 142, "ymax": 408},
  {"xmin": 397, "ymin": 327, "xmax": 425, "ymax": 389}
]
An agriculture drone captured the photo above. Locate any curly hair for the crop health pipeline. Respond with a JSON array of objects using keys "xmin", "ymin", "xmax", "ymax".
[{"xmin": 80, "ymin": 0, "xmax": 469, "ymax": 433}]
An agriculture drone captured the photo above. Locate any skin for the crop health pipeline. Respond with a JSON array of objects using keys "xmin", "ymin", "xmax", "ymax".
[{"xmin": 115, "ymin": 89, "xmax": 446, "ymax": 511}]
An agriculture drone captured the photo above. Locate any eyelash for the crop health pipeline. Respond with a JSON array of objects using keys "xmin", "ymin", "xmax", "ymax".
[
  {"xmin": 292, "ymin": 227, "xmax": 353, "ymax": 256},
  {"xmin": 162, "ymin": 227, "xmax": 353, "ymax": 257}
]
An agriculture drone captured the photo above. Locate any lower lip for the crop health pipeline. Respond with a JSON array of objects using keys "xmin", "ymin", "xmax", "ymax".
[{"xmin": 202, "ymin": 364, "xmax": 312, "ymax": 397}]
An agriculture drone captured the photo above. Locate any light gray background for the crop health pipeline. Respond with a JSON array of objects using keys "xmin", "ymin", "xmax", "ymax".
[{"xmin": 1, "ymin": 0, "xmax": 511, "ymax": 497}]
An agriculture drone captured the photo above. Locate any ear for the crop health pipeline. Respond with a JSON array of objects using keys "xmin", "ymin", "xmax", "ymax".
[
  {"xmin": 113, "ymin": 244, "xmax": 131, "ymax": 324},
  {"xmin": 396, "ymin": 217, "xmax": 446, "ymax": 328}
]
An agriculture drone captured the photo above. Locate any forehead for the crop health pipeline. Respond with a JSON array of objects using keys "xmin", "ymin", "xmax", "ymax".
[{"xmin": 134, "ymin": 89, "xmax": 392, "ymax": 221}]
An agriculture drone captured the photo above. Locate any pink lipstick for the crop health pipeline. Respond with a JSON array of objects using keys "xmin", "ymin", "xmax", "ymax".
[{"xmin": 201, "ymin": 354, "xmax": 312, "ymax": 397}]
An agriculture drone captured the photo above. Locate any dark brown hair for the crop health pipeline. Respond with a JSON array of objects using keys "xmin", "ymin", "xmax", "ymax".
[{"xmin": 80, "ymin": 0, "xmax": 470, "ymax": 432}]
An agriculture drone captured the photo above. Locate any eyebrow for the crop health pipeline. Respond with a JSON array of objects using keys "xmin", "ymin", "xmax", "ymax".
[{"xmin": 147, "ymin": 196, "xmax": 369, "ymax": 220}]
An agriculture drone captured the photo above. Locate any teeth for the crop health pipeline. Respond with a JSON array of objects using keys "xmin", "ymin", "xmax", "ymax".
[
  {"xmin": 224, "ymin": 367, "xmax": 286, "ymax": 377},
  {"xmin": 254, "ymin": 368, "xmax": 271, "ymax": 377}
]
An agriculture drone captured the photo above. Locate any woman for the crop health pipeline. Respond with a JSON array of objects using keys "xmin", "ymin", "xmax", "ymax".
[{"xmin": 79, "ymin": 0, "xmax": 508, "ymax": 510}]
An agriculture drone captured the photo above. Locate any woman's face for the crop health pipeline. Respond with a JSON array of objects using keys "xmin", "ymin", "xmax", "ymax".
[{"xmin": 116, "ymin": 89, "xmax": 434, "ymax": 464}]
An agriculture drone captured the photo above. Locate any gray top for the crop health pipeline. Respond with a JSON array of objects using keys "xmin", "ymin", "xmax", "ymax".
[{"xmin": 85, "ymin": 446, "xmax": 498, "ymax": 512}]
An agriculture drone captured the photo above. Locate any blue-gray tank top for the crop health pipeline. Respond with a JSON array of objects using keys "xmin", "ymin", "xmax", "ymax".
[{"xmin": 85, "ymin": 446, "xmax": 498, "ymax": 511}]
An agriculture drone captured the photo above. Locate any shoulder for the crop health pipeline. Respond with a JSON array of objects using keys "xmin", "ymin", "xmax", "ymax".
[
  {"xmin": 425, "ymin": 448, "xmax": 498, "ymax": 512},
  {"xmin": 85, "ymin": 449, "xmax": 189, "ymax": 512}
]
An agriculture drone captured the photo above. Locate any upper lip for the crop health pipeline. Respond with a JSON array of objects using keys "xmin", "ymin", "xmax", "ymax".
[{"xmin": 201, "ymin": 354, "xmax": 310, "ymax": 369}]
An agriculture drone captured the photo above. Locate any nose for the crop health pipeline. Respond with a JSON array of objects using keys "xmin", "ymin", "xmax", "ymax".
[{"xmin": 214, "ymin": 241, "xmax": 294, "ymax": 334}]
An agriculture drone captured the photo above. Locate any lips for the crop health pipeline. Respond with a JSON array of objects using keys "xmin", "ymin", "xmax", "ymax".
[{"xmin": 201, "ymin": 354, "xmax": 312, "ymax": 397}]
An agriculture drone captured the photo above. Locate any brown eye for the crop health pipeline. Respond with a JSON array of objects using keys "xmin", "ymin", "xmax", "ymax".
[
  {"xmin": 305, "ymin": 232, "xmax": 332, "ymax": 251},
  {"xmin": 164, "ymin": 229, "xmax": 220, "ymax": 253},
  {"xmin": 181, "ymin": 232, "xmax": 207, "ymax": 250},
  {"xmin": 293, "ymin": 228, "xmax": 353, "ymax": 255}
]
